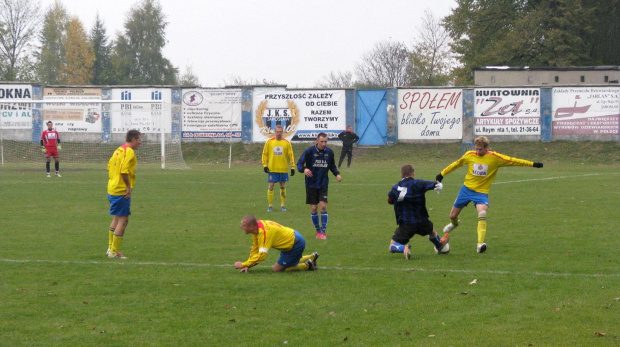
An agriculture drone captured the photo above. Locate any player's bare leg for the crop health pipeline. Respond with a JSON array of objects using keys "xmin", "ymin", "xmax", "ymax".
[
  {"xmin": 442, "ymin": 206, "xmax": 462, "ymax": 244},
  {"xmin": 108, "ymin": 216, "xmax": 128, "ymax": 259}
]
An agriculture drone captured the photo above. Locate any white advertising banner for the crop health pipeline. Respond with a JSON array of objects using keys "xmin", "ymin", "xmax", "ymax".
[
  {"xmin": 252, "ymin": 90, "xmax": 346, "ymax": 142},
  {"xmin": 181, "ymin": 89, "xmax": 242, "ymax": 139},
  {"xmin": 397, "ymin": 89, "xmax": 463, "ymax": 140},
  {"xmin": 474, "ymin": 88, "xmax": 541, "ymax": 136},
  {"xmin": 0, "ymin": 84, "xmax": 32, "ymax": 129},
  {"xmin": 111, "ymin": 88, "xmax": 171, "ymax": 134},
  {"xmin": 552, "ymin": 87, "xmax": 619, "ymax": 135},
  {"xmin": 42, "ymin": 87, "xmax": 102, "ymax": 132}
]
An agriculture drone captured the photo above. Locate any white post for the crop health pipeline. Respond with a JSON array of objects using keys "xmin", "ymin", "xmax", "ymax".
[
  {"xmin": 228, "ymin": 104, "xmax": 233, "ymax": 169},
  {"xmin": 160, "ymin": 100, "xmax": 165, "ymax": 169},
  {"xmin": 0, "ymin": 121, "xmax": 4, "ymax": 167}
]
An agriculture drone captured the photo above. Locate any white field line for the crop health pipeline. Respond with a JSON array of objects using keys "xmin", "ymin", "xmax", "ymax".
[
  {"xmin": 493, "ymin": 173, "xmax": 601, "ymax": 185},
  {"xmin": 174, "ymin": 172, "xmax": 611, "ymax": 186},
  {"xmin": 1, "ymin": 258, "xmax": 616, "ymax": 278}
]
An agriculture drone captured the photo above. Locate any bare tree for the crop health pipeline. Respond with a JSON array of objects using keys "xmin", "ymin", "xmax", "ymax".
[
  {"xmin": 408, "ymin": 10, "xmax": 456, "ymax": 86},
  {"xmin": 0, "ymin": 0, "xmax": 41, "ymax": 81},
  {"xmin": 224, "ymin": 75, "xmax": 280, "ymax": 87},
  {"xmin": 178, "ymin": 64, "xmax": 200, "ymax": 86},
  {"xmin": 354, "ymin": 40, "xmax": 410, "ymax": 88},
  {"xmin": 315, "ymin": 70, "xmax": 354, "ymax": 88}
]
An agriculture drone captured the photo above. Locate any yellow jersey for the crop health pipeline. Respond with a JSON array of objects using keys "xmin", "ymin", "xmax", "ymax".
[
  {"xmin": 242, "ymin": 220, "xmax": 296, "ymax": 268},
  {"xmin": 440, "ymin": 150, "xmax": 534, "ymax": 194},
  {"xmin": 261, "ymin": 137, "xmax": 294, "ymax": 173},
  {"xmin": 107, "ymin": 144, "xmax": 137, "ymax": 196}
]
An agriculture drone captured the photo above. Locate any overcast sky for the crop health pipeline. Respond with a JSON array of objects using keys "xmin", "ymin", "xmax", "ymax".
[{"xmin": 40, "ymin": 0, "xmax": 457, "ymax": 88}]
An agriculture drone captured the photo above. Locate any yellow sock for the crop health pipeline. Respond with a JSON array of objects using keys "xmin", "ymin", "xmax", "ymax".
[
  {"xmin": 111, "ymin": 234, "xmax": 124, "ymax": 254},
  {"xmin": 477, "ymin": 211, "xmax": 487, "ymax": 244},
  {"xmin": 299, "ymin": 254, "xmax": 313, "ymax": 262},
  {"xmin": 285, "ymin": 262, "xmax": 309, "ymax": 271},
  {"xmin": 280, "ymin": 187, "xmax": 286, "ymax": 206},
  {"xmin": 267, "ymin": 188, "xmax": 274, "ymax": 207},
  {"xmin": 108, "ymin": 228, "xmax": 114, "ymax": 250}
]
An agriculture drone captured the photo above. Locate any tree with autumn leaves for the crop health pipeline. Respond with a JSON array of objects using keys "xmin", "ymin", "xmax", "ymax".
[{"xmin": 34, "ymin": 0, "xmax": 177, "ymax": 85}]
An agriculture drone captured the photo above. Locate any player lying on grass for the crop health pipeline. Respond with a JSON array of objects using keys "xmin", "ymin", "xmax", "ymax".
[
  {"xmin": 234, "ymin": 215, "xmax": 319, "ymax": 272},
  {"xmin": 387, "ymin": 164, "xmax": 447, "ymax": 259},
  {"xmin": 436, "ymin": 136, "xmax": 544, "ymax": 253}
]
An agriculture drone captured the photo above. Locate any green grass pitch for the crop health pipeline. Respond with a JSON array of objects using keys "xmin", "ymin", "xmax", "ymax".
[{"xmin": 1, "ymin": 144, "xmax": 618, "ymax": 346}]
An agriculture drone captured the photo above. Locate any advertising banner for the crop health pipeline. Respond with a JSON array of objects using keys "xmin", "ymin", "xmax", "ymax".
[
  {"xmin": 42, "ymin": 87, "xmax": 102, "ymax": 132},
  {"xmin": 397, "ymin": 89, "xmax": 463, "ymax": 140},
  {"xmin": 552, "ymin": 87, "xmax": 619, "ymax": 135},
  {"xmin": 0, "ymin": 84, "xmax": 32, "ymax": 129},
  {"xmin": 181, "ymin": 89, "xmax": 242, "ymax": 139},
  {"xmin": 111, "ymin": 88, "xmax": 171, "ymax": 134},
  {"xmin": 252, "ymin": 90, "xmax": 345, "ymax": 142},
  {"xmin": 474, "ymin": 88, "xmax": 541, "ymax": 136}
]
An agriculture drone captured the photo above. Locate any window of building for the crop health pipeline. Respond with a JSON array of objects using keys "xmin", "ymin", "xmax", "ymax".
[
  {"xmin": 605, "ymin": 76, "xmax": 609, "ymax": 82},
  {"xmin": 528, "ymin": 76, "xmax": 533, "ymax": 83},
  {"xmin": 490, "ymin": 76, "xmax": 495, "ymax": 84},
  {"xmin": 555, "ymin": 76, "xmax": 559, "ymax": 83},
  {"xmin": 580, "ymin": 76, "xmax": 585, "ymax": 82}
]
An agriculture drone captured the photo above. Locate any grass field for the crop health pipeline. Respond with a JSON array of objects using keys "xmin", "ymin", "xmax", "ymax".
[{"xmin": 1, "ymin": 142, "xmax": 618, "ymax": 346}]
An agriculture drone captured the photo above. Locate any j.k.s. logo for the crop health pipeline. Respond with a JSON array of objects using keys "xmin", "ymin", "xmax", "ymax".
[{"xmin": 255, "ymin": 100, "xmax": 300, "ymax": 138}]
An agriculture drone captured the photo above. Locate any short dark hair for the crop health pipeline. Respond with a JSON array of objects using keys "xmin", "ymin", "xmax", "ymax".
[
  {"xmin": 317, "ymin": 132, "xmax": 327, "ymax": 139},
  {"xmin": 126, "ymin": 129, "xmax": 141, "ymax": 142},
  {"xmin": 46, "ymin": 121, "xmax": 53, "ymax": 125},
  {"xmin": 401, "ymin": 164, "xmax": 414, "ymax": 177}
]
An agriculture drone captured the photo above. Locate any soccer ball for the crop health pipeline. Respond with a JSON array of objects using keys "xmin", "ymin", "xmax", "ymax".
[{"xmin": 436, "ymin": 242, "xmax": 450, "ymax": 254}]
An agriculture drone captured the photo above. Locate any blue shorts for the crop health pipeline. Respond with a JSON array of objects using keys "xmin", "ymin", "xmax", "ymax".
[
  {"xmin": 108, "ymin": 194, "xmax": 131, "ymax": 216},
  {"xmin": 453, "ymin": 185, "xmax": 489, "ymax": 209},
  {"xmin": 267, "ymin": 172, "xmax": 289, "ymax": 183},
  {"xmin": 277, "ymin": 230, "xmax": 305, "ymax": 267}
]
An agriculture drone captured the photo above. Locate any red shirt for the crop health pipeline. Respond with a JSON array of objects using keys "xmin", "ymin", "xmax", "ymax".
[{"xmin": 41, "ymin": 130, "xmax": 60, "ymax": 147}]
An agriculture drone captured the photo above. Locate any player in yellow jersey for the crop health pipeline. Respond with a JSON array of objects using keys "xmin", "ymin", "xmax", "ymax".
[
  {"xmin": 262, "ymin": 125, "xmax": 295, "ymax": 212},
  {"xmin": 106, "ymin": 130, "xmax": 142, "ymax": 259},
  {"xmin": 234, "ymin": 215, "xmax": 319, "ymax": 272},
  {"xmin": 435, "ymin": 136, "xmax": 543, "ymax": 253}
]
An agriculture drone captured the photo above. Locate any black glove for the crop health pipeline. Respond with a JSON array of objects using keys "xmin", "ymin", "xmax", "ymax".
[
  {"xmin": 263, "ymin": 167, "xmax": 269, "ymax": 173},
  {"xmin": 290, "ymin": 169, "xmax": 295, "ymax": 176},
  {"xmin": 533, "ymin": 162, "xmax": 543, "ymax": 168},
  {"xmin": 436, "ymin": 173, "xmax": 444, "ymax": 182}
]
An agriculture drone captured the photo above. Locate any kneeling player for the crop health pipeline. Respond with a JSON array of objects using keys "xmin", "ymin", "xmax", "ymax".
[{"xmin": 234, "ymin": 215, "xmax": 319, "ymax": 272}]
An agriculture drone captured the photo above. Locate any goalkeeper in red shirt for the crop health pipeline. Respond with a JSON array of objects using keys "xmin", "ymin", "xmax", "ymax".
[
  {"xmin": 436, "ymin": 136, "xmax": 543, "ymax": 253},
  {"xmin": 40, "ymin": 121, "xmax": 61, "ymax": 178}
]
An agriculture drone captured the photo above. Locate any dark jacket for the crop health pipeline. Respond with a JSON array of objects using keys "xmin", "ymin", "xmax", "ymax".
[{"xmin": 338, "ymin": 131, "xmax": 359, "ymax": 148}]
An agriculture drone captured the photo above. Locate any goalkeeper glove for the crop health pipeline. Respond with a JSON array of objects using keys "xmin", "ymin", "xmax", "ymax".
[
  {"xmin": 435, "ymin": 173, "xmax": 443, "ymax": 182},
  {"xmin": 290, "ymin": 169, "xmax": 295, "ymax": 176},
  {"xmin": 533, "ymin": 162, "xmax": 543, "ymax": 168},
  {"xmin": 263, "ymin": 167, "xmax": 269, "ymax": 173},
  {"xmin": 41, "ymin": 147, "xmax": 47, "ymax": 153},
  {"xmin": 57, "ymin": 144, "xmax": 62, "ymax": 150},
  {"xmin": 434, "ymin": 182, "xmax": 443, "ymax": 191}
]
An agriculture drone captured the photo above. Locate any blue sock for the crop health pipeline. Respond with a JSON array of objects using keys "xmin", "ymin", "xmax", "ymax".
[
  {"xmin": 390, "ymin": 243, "xmax": 405, "ymax": 253},
  {"xmin": 311, "ymin": 213, "xmax": 320, "ymax": 232},
  {"xmin": 429, "ymin": 235, "xmax": 442, "ymax": 249},
  {"xmin": 320, "ymin": 211, "xmax": 328, "ymax": 233}
]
